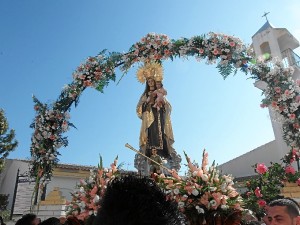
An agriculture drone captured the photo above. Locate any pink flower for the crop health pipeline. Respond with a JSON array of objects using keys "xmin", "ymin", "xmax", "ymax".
[
  {"xmin": 271, "ymin": 101, "xmax": 277, "ymax": 108},
  {"xmin": 289, "ymin": 114, "xmax": 296, "ymax": 120},
  {"xmin": 296, "ymin": 96, "xmax": 300, "ymax": 103},
  {"xmin": 228, "ymin": 190, "xmax": 239, "ymax": 198},
  {"xmin": 297, "ymin": 178, "xmax": 300, "ymax": 186},
  {"xmin": 212, "ymin": 192, "xmax": 222, "ymax": 208},
  {"xmin": 254, "ymin": 187, "xmax": 263, "ymax": 198},
  {"xmin": 285, "ymin": 90, "xmax": 290, "ymax": 95},
  {"xmin": 200, "ymin": 192, "xmax": 210, "ymax": 206},
  {"xmin": 229, "ymin": 42, "xmax": 235, "ymax": 47},
  {"xmin": 202, "ymin": 150, "xmax": 209, "ymax": 173},
  {"xmin": 296, "ymin": 79, "xmax": 300, "ymax": 86},
  {"xmin": 274, "ymin": 87, "xmax": 281, "ymax": 93},
  {"xmin": 292, "ymin": 149, "xmax": 298, "ymax": 156},
  {"xmin": 199, "ymin": 49, "xmax": 204, "ymax": 54},
  {"xmin": 256, "ymin": 163, "xmax": 268, "ymax": 174},
  {"xmin": 294, "ymin": 123, "xmax": 300, "ymax": 129},
  {"xmin": 257, "ymin": 199, "xmax": 267, "ymax": 207},
  {"xmin": 285, "ymin": 165, "xmax": 296, "ymax": 175},
  {"xmin": 213, "ymin": 49, "xmax": 219, "ymax": 55},
  {"xmin": 90, "ymin": 186, "xmax": 98, "ymax": 197},
  {"xmin": 260, "ymin": 104, "xmax": 267, "ymax": 108}
]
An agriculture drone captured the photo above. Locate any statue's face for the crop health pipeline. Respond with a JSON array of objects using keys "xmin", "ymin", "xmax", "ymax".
[
  {"xmin": 156, "ymin": 81, "xmax": 162, "ymax": 88},
  {"xmin": 147, "ymin": 78, "xmax": 155, "ymax": 87}
]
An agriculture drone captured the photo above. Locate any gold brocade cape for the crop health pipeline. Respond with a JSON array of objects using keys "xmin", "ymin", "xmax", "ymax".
[{"xmin": 136, "ymin": 94, "xmax": 175, "ymax": 156}]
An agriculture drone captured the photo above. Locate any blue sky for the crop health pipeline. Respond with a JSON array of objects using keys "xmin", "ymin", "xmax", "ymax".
[{"xmin": 1, "ymin": 0, "xmax": 300, "ymax": 172}]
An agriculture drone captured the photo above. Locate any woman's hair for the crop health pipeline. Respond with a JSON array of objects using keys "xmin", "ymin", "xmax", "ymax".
[{"xmin": 94, "ymin": 175, "xmax": 184, "ymax": 225}]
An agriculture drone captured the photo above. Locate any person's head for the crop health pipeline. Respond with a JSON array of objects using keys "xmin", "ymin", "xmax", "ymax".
[
  {"xmin": 94, "ymin": 175, "xmax": 184, "ymax": 225},
  {"xmin": 267, "ymin": 198, "xmax": 300, "ymax": 225},
  {"xmin": 59, "ymin": 217, "xmax": 67, "ymax": 224},
  {"xmin": 143, "ymin": 78, "xmax": 156, "ymax": 95},
  {"xmin": 155, "ymin": 81, "xmax": 163, "ymax": 89},
  {"xmin": 15, "ymin": 213, "xmax": 40, "ymax": 225},
  {"xmin": 151, "ymin": 148, "xmax": 157, "ymax": 156},
  {"xmin": 65, "ymin": 216, "xmax": 82, "ymax": 225},
  {"xmin": 40, "ymin": 217, "xmax": 60, "ymax": 225}
]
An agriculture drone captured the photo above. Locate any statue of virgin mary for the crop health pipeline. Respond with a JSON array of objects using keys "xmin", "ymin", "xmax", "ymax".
[{"xmin": 134, "ymin": 62, "xmax": 181, "ymax": 175}]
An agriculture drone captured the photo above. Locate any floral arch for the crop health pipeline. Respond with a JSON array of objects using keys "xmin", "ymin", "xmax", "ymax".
[{"xmin": 30, "ymin": 32, "xmax": 299, "ymax": 184}]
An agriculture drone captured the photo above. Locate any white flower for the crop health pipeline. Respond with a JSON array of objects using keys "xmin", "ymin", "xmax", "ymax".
[
  {"xmin": 173, "ymin": 188, "xmax": 180, "ymax": 195},
  {"xmin": 88, "ymin": 177, "xmax": 94, "ymax": 183},
  {"xmin": 195, "ymin": 205, "xmax": 205, "ymax": 214},
  {"xmin": 201, "ymin": 174, "xmax": 209, "ymax": 181},
  {"xmin": 93, "ymin": 195, "xmax": 100, "ymax": 203},
  {"xmin": 221, "ymin": 204, "xmax": 229, "ymax": 210},
  {"xmin": 79, "ymin": 187, "xmax": 85, "ymax": 193},
  {"xmin": 178, "ymin": 202, "xmax": 185, "ymax": 208},
  {"xmin": 210, "ymin": 187, "xmax": 217, "ymax": 191},
  {"xmin": 210, "ymin": 200, "xmax": 217, "ymax": 207},
  {"xmin": 192, "ymin": 189, "xmax": 199, "ymax": 196}
]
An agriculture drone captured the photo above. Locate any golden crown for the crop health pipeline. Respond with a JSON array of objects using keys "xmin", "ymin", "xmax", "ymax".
[{"xmin": 136, "ymin": 62, "xmax": 164, "ymax": 83}]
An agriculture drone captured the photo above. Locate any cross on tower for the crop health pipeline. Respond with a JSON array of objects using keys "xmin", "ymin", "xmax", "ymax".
[{"xmin": 262, "ymin": 12, "xmax": 270, "ymax": 21}]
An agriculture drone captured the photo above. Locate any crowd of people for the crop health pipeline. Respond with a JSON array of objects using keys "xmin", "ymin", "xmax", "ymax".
[{"xmin": 6, "ymin": 174, "xmax": 300, "ymax": 225}]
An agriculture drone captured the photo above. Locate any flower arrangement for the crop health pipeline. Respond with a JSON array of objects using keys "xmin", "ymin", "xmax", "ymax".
[
  {"xmin": 30, "ymin": 32, "xmax": 251, "ymax": 182},
  {"xmin": 250, "ymin": 58, "xmax": 300, "ymax": 164},
  {"xmin": 156, "ymin": 150, "xmax": 243, "ymax": 225},
  {"xmin": 123, "ymin": 32, "xmax": 250, "ymax": 78},
  {"xmin": 30, "ymin": 96, "xmax": 73, "ymax": 181},
  {"xmin": 242, "ymin": 160, "xmax": 300, "ymax": 219},
  {"xmin": 66, "ymin": 156, "xmax": 120, "ymax": 221}
]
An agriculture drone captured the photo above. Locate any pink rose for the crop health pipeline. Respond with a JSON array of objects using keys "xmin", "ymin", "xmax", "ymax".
[
  {"xmin": 213, "ymin": 49, "xmax": 219, "ymax": 55},
  {"xmin": 274, "ymin": 87, "xmax": 281, "ymax": 93},
  {"xmin": 257, "ymin": 199, "xmax": 267, "ymax": 207},
  {"xmin": 271, "ymin": 101, "xmax": 277, "ymax": 108},
  {"xmin": 289, "ymin": 114, "xmax": 296, "ymax": 120},
  {"xmin": 260, "ymin": 104, "xmax": 267, "ymax": 108},
  {"xmin": 256, "ymin": 163, "xmax": 268, "ymax": 174},
  {"xmin": 285, "ymin": 165, "xmax": 296, "ymax": 175},
  {"xmin": 285, "ymin": 90, "xmax": 290, "ymax": 95},
  {"xmin": 254, "ymin": 187, "xmax": 263, "ymax": 198}
]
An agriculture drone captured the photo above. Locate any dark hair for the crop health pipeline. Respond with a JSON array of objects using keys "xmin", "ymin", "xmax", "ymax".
[
  {"xmin": 94, "ymin": 175, "xmax": 184, "ymax": 225},
  {"xmin": 15, "ymin": 213, "xmax": 37, "ymax": 225},
  {"xmin": 65, "ymin": 216, "xmax": 82, "ymax": 225},
  {"xmin": 269, "ymin": 198, "xmax": 300, "ymax": 218},
  {"xmin": 84, "ymin": 214, "xmax": 95, "ymax": 225},
  {"xmin": 40, "ymin": 217, "xmax": 60, "ymax": 225}
]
